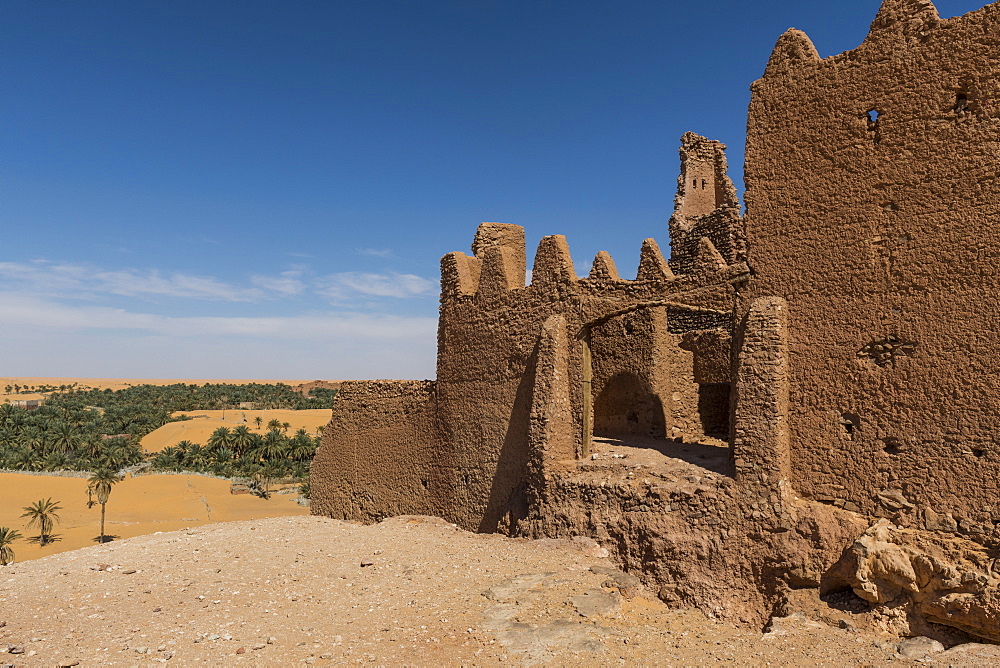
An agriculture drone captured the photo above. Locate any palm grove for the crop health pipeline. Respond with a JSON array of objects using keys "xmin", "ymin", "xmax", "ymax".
[
  {"xmin": 0, "ymin": 383, "xmax": 333, "ymax": 564},
  {"xmin": 0, "ymin": 383, "xmax": 332, "ymax": 476}
]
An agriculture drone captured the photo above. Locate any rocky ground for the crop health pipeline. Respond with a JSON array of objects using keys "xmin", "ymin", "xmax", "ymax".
[{"xmin": 1, "ymin": 515, "xmax": 997, "ymax": 666}]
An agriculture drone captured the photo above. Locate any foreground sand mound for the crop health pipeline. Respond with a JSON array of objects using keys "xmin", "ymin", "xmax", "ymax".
[{"xmin": 3, "ymin": 515, "xmax": 988, "ymax": 666}]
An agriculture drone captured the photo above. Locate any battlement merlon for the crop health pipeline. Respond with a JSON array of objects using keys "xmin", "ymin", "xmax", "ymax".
[
  {"xmin": 440, "ymin": 223, "xmax": 748, "ymax": 306},
  {"xmin": 759, "ymin": 1, "xmax": 1000, "ymax": 79}
]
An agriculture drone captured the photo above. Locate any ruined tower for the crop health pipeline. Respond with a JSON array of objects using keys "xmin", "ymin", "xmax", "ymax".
[{"xmin": 668, "ymin": 132, "xmax": 745, "ymax": 275}]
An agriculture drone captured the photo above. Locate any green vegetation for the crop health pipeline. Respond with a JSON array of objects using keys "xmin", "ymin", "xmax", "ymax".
[
  {"xmin": 149, "ymin": 426, "xmax": 319, "ymax": 488},
  {"xmin": 21, "ymin": 498, "xmax": 62, "ymax": 546},
  {"xmin": 0, "ymin": 526, "xmax": 22, "ymax": 565},
  {"xmin": 0, "ymin": 383, "xmax": 335, "ymax": 476},
  {"xmin": 4, "ymin": 383, "xmax": 74, "ymax": 394}
]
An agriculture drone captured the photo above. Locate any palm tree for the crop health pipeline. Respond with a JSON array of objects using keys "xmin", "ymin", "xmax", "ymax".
[
  {"xmin": 43, "ymin": 450, "xmax": 70, "ymax": 471},
  {"xmin": 290, "ymin": 429, "xmax": 317, "ymax": 461},
  {"xmin": 184, "ymin": 444, "xmax": 209, "ymax": 470},
  {"xmin": 254, "ymin": 429, "xmax": 288, "ymax": 462},
  {"xmin": 206, "ymin": 426, "xmax": 232, "ymax": 455},
  {"xmin": 0, "ymin": 527, "xmax": 22, "ymax": 565},
  {"xmin": 87, "ymin": 469, "xmax": 121, "ymax": 543},
  {"xmin": 266, "ymin": 418, "xmax": 282, "ymax": 432},
  {"xmin": 21, "ymin": 498, "xmax": 62, "ymax": 546},
  {"xmin": 230, "ymin": 425, "xmax": 254, "ymax": 457},
  {"xmin": 50, "ymin": 422, "xmax": 80, "ymax": 455},
  {"xmin": 253, "ymin": 416, "xmax": 263, "ymax": 430}
]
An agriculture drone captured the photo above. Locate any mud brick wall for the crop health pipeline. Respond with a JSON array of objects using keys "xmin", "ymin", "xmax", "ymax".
[
  {"xmin": 434, "ymin": 219, "xmax": 746, "ymax": 532},
  {"xmin": 310, "ymin": 380, "xmax": 441, "ymax": 522},
  {"xmin": 731, "ymin": 297, "xmax": 791, "ymax": 492},
  {"xmin": 744, "ymin": 0, "xmax": 1000, "ymax": 531}
]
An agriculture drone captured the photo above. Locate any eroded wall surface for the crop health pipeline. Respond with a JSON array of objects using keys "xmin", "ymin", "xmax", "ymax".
[
  {"xmin": 744, "ymin": 0, "xmax": 1000, "ymax": 531},
  {"xmin": 309, "ymin": 380, "xmax": 442, "ymax": 521}
]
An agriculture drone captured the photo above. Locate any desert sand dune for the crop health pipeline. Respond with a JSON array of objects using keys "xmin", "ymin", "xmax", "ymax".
[
  {"xmin": 140, "ymin": 409, "xmax": 331, "ymax": 453},
  {"xmin": 0, "ymin": 472, "xmax": 308, "ymax": 564}
]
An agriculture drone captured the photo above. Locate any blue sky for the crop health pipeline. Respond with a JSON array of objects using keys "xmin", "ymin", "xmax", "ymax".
[{"xmin": 1, "ymin": 0, "xmax": 988, "ymax": 379}]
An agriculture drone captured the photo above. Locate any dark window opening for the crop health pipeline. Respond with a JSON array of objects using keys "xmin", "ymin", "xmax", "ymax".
[
  {"xmin": 698, "ymin": 383, "xmax": 731, "ymax": 439},
  {"xmin": 955, "ymin": 92, "xmax": 970, "ymax": 115},
  {"xmin": 692, "ymin": 179, "xmax": 698, "ymax": 189},
  {"xmin": 840, "ymin": 412, "xmax": 859, "ymax": 438},
  {"xmin": 420, "ymin": 478, "xmax": 429, "ymax": 489},
  {"xmin": 973, "ymin": 448, "xmax": 985, "ymax": 458},
  {"xmin": 701, "ymin": 179, "xmax": 707, "ymax": 189}
]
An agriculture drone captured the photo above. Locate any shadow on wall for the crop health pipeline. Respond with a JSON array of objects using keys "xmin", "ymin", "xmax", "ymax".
[
  {"xmin": 594, "ymin": 371, "xmax": 665, "ymax": 439},
  {"xmin": 477, "ymin": 347, "xmax": 537, "ymax": 534}
]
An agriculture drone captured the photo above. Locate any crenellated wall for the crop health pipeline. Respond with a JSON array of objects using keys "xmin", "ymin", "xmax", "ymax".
[{"xmin": 432, "ymin": 216, "xmax": 746, "ymax": 531}]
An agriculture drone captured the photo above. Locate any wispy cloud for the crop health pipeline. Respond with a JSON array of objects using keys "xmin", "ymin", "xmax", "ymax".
[
  {"xmin": 0, "ymin": 261, "xmax": 437, "ymax": 306},
  {"xmin": 0, "ymin": 261, "xmax": 262, "ymax": 302},
  {"xmin": 316, "ymin": 272, "xmax": 434, "ymax": 300},
  {"xmin": 250, "ymin": 271, "xmax": 305, "ymax": 296},
  {"xmin": 355, "ymin": 247, "xmax": 395, "ymax": 258},
  {"xmin": 0, "ymin": 293, "xmax": 439, "ymax": 378},
  {"xmin": 0, "ymin": 293, "xmax": 436, "ymax": 341}
]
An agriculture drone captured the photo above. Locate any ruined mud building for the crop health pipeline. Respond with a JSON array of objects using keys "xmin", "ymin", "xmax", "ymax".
[{"xmin": 313, "ymin": 0, "xmax": 1000, "ymax": 642}]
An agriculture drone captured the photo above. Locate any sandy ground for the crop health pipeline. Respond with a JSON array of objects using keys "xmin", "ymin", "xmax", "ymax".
[
  {"xmin": 141, "ymin": 409, "xmax": 332, "ymax": 453},
  {"xmin": 2, "ymin": 515, "xmax": 994, "ymax": 666},
  {"xmin": 0, "ymin": 472, "xmax": 308, "ymax": 564}
]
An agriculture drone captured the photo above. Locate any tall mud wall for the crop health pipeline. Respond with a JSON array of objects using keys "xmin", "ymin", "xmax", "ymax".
[{"xmin": 744, "ymin": 0, "xmax": 1000, "ymax": 533}]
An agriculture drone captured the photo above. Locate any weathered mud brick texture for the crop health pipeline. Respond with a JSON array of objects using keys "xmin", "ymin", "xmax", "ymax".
[
  {"xmin": 744, "ymin": 0, "xmax": 1000, "ymax": 528},
  {"xmin": 312, "ymin": 0, "xmax": 1000, "ymax": 643}
]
